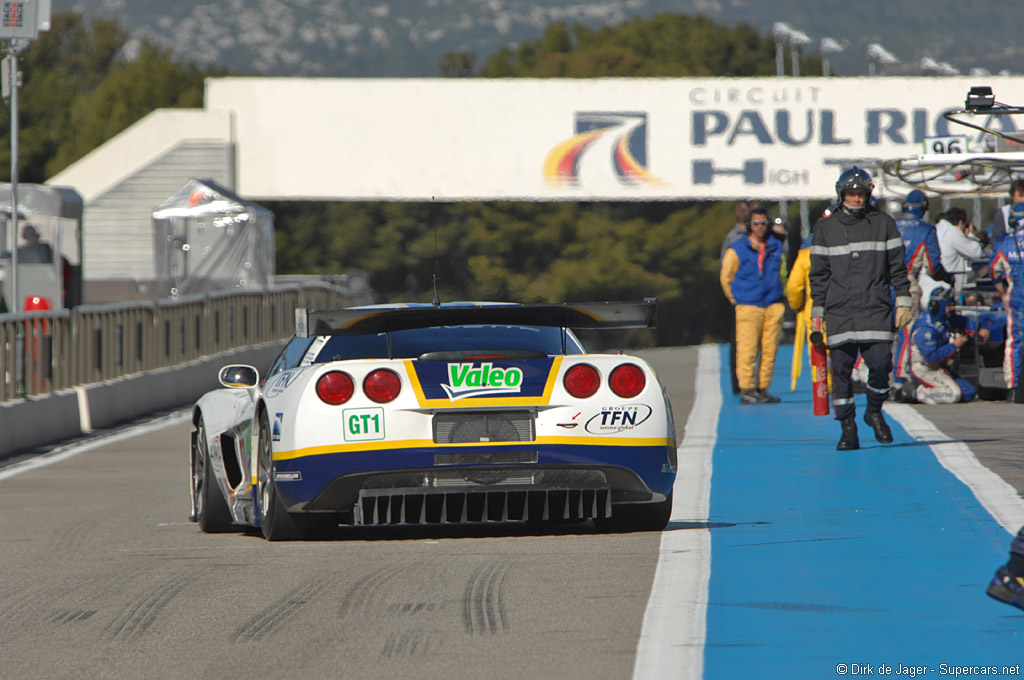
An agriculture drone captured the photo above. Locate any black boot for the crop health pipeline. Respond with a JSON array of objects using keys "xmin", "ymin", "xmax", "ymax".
[
  {"xmin": 836, "ymin": 415, "xmax": 859, "ymax": 451},
  {"xmin": 863, "ymin": 408, "xmax": 893, "ymax": 444}
]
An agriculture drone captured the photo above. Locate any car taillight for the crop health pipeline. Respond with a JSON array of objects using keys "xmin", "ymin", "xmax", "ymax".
[
  {"xmin": 363, "ymin": 369, "xmax": 402, "ymax": 403},
  {"xmin": 564, "ymin": 363, "xmax": 600, "ymax": 398},
  {"xmin": 609, "ymin": 364, "xmax": 646, "ymax": 398},
  {"xmin": 316, "ymin": 371, "xmax": 354, "ymax": 405}
]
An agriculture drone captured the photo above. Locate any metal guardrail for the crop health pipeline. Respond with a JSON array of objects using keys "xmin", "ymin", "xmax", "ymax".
[{"xmin": 0, "ymin": 284, "xmax": 351, "ymax": 404}]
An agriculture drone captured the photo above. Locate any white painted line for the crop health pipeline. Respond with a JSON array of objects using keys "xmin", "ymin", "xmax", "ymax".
[
  {"xmin": 886, "ymin": 403, "xmax": 1024, "ymax": 534},
  {"xmin": 0, "ymin": 409, "xmax": 191, "ymax": 483},
  {"xmin": 633, "ymin": 344, "xmax": 719, "ymax": 680}
]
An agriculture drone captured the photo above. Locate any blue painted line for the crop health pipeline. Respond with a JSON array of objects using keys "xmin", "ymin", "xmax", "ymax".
[{"xmin": 704, "ymin": 344, "xmax": 1021, "ymax": 678}]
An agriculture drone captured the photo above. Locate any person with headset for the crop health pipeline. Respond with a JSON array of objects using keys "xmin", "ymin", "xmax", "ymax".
[
  {"xmin": 721, "ymin": 201, "xmax": 751, "ymax": 396},
  {"xmin": 896, "ymin": 190, "xmax": 947, "ymax": 311},
  {"xmin": 892, "ymin": 190, "xmax": 949, "ymax": 399},
  {"xmin": 909, "ymin": 284, "xmax": 979, "ymax": 404},
  {"xmin": 987, "ymin": 178, "xmax": 1024, "ymax": 243},
  {"xmin": 988, "ymin": 202, "xmax": 1024, "ymax": 399},
  {"xmin": 720, "ymin": 204, "xmax": 786, "ymax": 405},
  {"xmin": 988, "ymin": 206, "xmax": 1024, "ymax": 609},
  {"xmin": 809, "ymin": 167, "xmax": 912, "ymax": 450}
]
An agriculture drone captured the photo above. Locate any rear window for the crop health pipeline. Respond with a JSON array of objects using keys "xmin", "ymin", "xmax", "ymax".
[{"xmin": 312, "ymin": 325, "xmax": 584, "ymax": 362}]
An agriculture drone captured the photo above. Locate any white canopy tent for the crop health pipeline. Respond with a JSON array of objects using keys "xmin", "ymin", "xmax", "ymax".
[{"xmin": 152, "ymin": 179, "xmax": 274, "ymax": 299}]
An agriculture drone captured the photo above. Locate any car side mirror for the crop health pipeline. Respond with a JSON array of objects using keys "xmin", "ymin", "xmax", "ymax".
[{"xmin": 219, "ymin": 364, "xmax": 260, "ymax": 388}]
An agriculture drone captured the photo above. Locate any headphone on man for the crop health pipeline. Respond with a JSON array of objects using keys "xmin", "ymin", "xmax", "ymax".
[
  {"xmin": 928, "ymin": 286, "xmax": 953, "ymax": 317},
  {"xmin": 745, "ymin": 205, "xmax": 768, "ymax": 233}
]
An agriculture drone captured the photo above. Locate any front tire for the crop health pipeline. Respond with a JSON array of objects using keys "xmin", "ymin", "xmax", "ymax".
[
  {"xmin": 192, "ymin": 416, "xmax": 235, "ymax": 533},
  {"xmin": 257, "ymin": 411, "xmax": 304, "ymax": 541}
]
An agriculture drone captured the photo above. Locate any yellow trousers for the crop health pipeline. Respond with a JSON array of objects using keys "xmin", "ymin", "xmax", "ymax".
[{"xmin": 735, "ymin": 302, "xmax": 785, "ymax": 390}]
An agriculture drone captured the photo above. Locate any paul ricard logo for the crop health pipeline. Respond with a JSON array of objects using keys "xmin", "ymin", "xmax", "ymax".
[
  {"xmin": 544, "ymin": 111, "xmax": 666, "ymax": 189},
  {"xmin": 442, "ymin": 362, "xmax": 524, "ymax": 401}
]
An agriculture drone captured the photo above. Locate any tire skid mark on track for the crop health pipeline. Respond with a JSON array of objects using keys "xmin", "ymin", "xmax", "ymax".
[
  {"xmin": 105, "ymin": 574, "xmax": 194, "ymax": 640},
  {"xmin": 232, "ymin": 575, "xmax": 337, "ymax": 642},
  {"xmin": 462, "ymin": 561, "xmax": 509, "ymax": 635},
  {"xmin": 386, "ymin": 601, "xmax": 442, "ymax": 615},
  {"xmin": 337, "ymin": 566, "xmax": 405, "ymax": 618},
  {"xmin": 338, "ymin": 563, "xmax": 451, "ymax": 659},
  {"xmin": 48, "ymin": 609, "xmax": 98, "ymax": 624},
  {"xmin": 0, "ymin": 587, "xmax": 51, "ymax": 640},
  {"xmin": 380, "ymin": 631, "xmax": 444, "ymax": 658},
  {"xmin": 0, "ymin": 574, "xmax": 100, "ymax": 640},
  {"xmin": 49, "ymin": 518, "xmax": 96, "ymax": 559}
]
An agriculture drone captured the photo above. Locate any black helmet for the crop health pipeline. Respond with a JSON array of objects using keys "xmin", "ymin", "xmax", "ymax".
[{"xmin": 835, "ymin": 166, "xmax": 874, "ymax": 203}]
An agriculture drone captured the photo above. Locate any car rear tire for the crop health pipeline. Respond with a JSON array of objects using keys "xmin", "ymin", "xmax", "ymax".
[
  {"xmin": 595, "ymin": 493, "xmax": 673, "ymax": 533},
  {"xmin": 257, "ymin": 411, "xmax": 305, "ymax": 541},
  {"xmin": 192, "ymin": 416, "xmax": 235, "ymax": 533}
]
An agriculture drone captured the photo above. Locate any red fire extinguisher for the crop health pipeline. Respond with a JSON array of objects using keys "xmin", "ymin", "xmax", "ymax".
[{"xmin": 810, "ymin": 330, "xmax": 830, "ymax": 416}]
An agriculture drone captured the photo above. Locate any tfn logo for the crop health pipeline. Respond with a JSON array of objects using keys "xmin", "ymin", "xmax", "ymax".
[
  {"xmin": 544, "ymin": 112, "xmax": 665, "ymax": 187},
  {"xmin": 584, "ymin": 405, "xmax": 652, "ymax": 434}
]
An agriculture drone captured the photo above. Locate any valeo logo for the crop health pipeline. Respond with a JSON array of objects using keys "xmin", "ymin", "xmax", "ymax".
[{"xmin": 441, "ymin": 362, "xmax": 523, "ymax": 401}]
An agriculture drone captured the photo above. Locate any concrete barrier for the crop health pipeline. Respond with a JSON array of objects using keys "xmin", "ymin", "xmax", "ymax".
[
  {"xmin": 0, "ymin": 341, "xmax": 285, "ymax": 461},
  {"xmin": 0, "ymin": 390, "xmax": 83, "ymax": 459}
]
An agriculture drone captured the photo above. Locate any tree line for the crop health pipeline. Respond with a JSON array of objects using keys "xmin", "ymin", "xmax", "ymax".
[{"xmin": 4, "ymin": 12, "xmax": 823, "ymax": 345}]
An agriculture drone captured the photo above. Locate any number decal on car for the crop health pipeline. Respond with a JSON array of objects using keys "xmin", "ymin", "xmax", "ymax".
[{"xmin": 343, "ymin": 407, "xmax": 386, "ymax": 441}]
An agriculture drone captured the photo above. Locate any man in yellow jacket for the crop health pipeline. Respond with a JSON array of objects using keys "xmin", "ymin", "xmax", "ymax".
[
  {"xmin": 720, "ymin": 205, "xmax": 786, "ymax": 405},
  {"xmin": 787, "ymin": 234, "xmax": 815, "ymax": 389}
]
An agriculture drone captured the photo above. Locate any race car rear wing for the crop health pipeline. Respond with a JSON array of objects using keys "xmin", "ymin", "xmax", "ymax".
[{"xmin": 295, "ymin": 299, "xmax": 657, "ymax": 338}]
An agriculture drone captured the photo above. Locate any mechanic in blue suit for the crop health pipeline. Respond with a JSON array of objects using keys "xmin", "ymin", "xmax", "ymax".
[
  {"xmin": 988, "ymin": 203, "xmax": 1024, "ymax": 397},
  {"xmin": 810, "ymin": 167, "xmax": 912, "ymax": 450},
  {"xmin": 893, "ymin": 190, "xmax": 949, "ymax": 397},
  {"xmin": 909, "ymin": 285, "xmax": 977, "ymax": 404},
  {"xmin": 986, "ymin": 179, "xmax": 1024, "ymax": 243},
  {"xmin": 988, "ymin": 206, "xmax": 1024, "ymax": 605}
]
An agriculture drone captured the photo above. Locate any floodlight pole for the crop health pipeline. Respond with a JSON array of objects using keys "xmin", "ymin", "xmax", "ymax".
[
  {"xmin": 773, "ymin": 29, "xmax": 788, "ymax": 227},
  {"xmin": 0, "ymin": 1, "xmax": 50, "ymax": 315},
  {"xmin": 5, "ymin": 39, "xmax": 23, "ymax": 313}
]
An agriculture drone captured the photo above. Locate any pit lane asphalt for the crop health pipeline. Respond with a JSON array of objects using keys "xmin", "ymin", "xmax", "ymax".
[
  {"xmin": 0, "ymin": 347, "xmax": 696, "ymax": 680},
  {"xmin": 0, "ymin": 345, "xmax": 1020, "ymax": 679}
]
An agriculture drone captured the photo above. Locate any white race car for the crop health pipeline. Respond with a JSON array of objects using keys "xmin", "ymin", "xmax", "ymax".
[{"xmin": 189, "ymin": 300, "xmax": 677, "ymax": 540}]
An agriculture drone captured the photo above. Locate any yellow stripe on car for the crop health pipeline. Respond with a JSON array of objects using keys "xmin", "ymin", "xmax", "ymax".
[{"xmin": 272, "ymin": 434, "xmax": 676, "ymax": 461}]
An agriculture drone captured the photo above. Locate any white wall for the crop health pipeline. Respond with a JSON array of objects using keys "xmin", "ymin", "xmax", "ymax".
[
  {"xmin": 205, "ymin": 76, "xmax": 1024, "ymax": 201},
  {"xmin": 42, "ymin": 75, "xmax": 1024, "ymax": 288},
  {"xmin": 49, "ymin": 109, "xmax": 233, "ymax": 202}
]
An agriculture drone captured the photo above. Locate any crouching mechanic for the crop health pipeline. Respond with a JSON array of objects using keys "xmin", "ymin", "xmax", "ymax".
[
  {"xmin": 909, "ymin": 286, "xmax": 978, "ymax": 404},
  {"xmin": 810, "ymin": 167, "xmax": 913, "ymax": 450}
]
